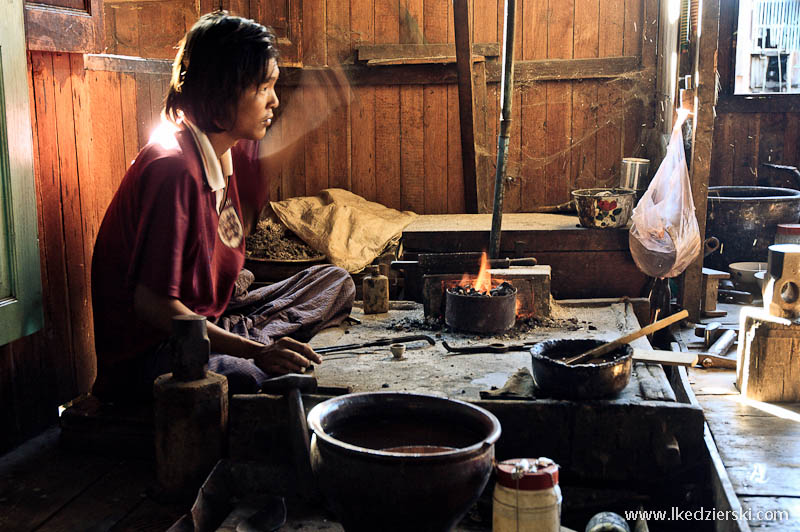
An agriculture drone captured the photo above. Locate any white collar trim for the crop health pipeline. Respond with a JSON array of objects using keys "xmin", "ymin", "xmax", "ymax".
[{"xmin": 183, "ymin": 119, "xmax": 233, "ymax": 213}]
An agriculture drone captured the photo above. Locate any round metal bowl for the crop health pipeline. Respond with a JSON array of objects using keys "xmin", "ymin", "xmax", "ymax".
[
  {"xmin": 529, "ymin": 339, "xmax": 633, "ymax": 399},
  {"xmin": 571, "ymin": 188, "xmax": 636, "ymax": 229},
  {"xmin": 307, "ymin": 392, "xmax": 501, "ymax": 532}
]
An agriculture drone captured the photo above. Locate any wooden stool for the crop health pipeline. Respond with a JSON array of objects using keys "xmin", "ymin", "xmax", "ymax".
[
  {"xmin": 701, "ymin": 267, "xmax": 730, "ymax": 318},
  {"xmin": 737, "ymin": 306, "xmax": 800, "ymax": 402}
]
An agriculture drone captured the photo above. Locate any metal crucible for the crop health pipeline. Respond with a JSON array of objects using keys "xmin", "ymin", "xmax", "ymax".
[{"xmin": 445, "ymin": 284, "xmax": 517, "ymax": 334}]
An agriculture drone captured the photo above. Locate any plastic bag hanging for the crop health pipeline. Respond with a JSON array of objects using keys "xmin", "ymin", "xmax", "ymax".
[{"xmin": 628, "ymin": 111, "xmax": 701, "ymax": 278}]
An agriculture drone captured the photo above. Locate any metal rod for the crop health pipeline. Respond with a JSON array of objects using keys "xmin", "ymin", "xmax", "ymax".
[{"xmin": 489, "ymin": 0, "xmax": 517, "ymax": 258}]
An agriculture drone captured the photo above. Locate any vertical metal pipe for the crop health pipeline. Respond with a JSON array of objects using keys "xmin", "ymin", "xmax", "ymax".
[{"xmin": 489, "ymin": 0, "xmax": 517, "ymax": 258}]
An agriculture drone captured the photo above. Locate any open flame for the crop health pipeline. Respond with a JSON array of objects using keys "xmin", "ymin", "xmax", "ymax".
[{"xmin": 458, "ymin": 252, "xmax": 496, "ymax": 293}]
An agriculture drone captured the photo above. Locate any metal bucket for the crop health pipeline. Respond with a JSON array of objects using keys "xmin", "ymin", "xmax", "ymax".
[{"xmin": 706, "ymin": 186, "xmax": 800, "ymax": 270}]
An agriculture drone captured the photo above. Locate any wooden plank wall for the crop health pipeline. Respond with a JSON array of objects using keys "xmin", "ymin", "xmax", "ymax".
[
  {"xmin": 710, "ymin": 111, "xmax": 800, "ymax": 187},
  {"xmin": 103, "ymin": 0, "xmax": 655, "ymax": 210},
  {"xmin": 2, "ymin": 0, "xmax": 655, "ymax": 453}
]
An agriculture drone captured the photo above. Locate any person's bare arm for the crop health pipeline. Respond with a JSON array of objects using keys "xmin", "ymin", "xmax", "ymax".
[{"xmin": 133, "ymin": 283, "xmax": 321, "ymax": 374}]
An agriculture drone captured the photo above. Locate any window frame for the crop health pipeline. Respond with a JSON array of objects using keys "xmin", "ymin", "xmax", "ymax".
[
  {"xmin": 719, "ymin": 0, "xmax": 800, "ymax": 111},
  {"xmin": 24, "ymin": 0, "xmax": 104, "ymax": 54},
  {"xmin": 0, "ymin": 0, "xmax": 44, "ymax": 346}
]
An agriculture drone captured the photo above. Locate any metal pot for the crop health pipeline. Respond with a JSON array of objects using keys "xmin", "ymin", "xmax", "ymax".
[
  {"xmin": 529, "ymin": 339, "xmax": 633, "ymax": 399},
  {"xmin": 307, "ymin": 392, "xmax": 501, "ymax": 532},
  {"xmin": 445, "ymin": 286, "xmax": 517, "ymax": 334},
  {"xmin": 706, "ymin": 186, "xmax": 800, "ymax": 270}
]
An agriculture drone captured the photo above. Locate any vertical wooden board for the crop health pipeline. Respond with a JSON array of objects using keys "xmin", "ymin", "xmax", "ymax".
[
  {"xmin": 134, "ymin": 72, "xmax": 152, "ymax": 150},
  {"xmin": 280, "ymin": 89, "xmax": 308, "ymax": 200},
  {"xmin": 504, "ymin": 83, "xmax": 523, "ymax": 213},
  {"xmin": 710, "ymin": 113, "xmax": 735, "ymax": 187},
  {"xmin": 519, "ymin": 0, "xmax": 548, "ymax": 210},
  {"xmin": 375, "ymin": 86, "xmax": 402, "ymax": 209},
  {"xmin": 223, "ymin": 0, "xmax": 250, "ymax": 17},
  {"xmin": 111, "ymin": 4, "xmax": 140, "ymax": 57},
  {"xmin": 621, "ymin": 0, "xmax": 645, "ymax": 161},
  {"xmin": 446, "ymin": 83, "xmax": 465, "ymax": 213},
  {"xmin": 445, "ymin": 3, "xmax": 465, "ymax": 213},
  {"xmin": 350, "ymin": 0, "xmax": 376, "ymax": 202},
  {"xmin": 400, "ymin": 0, "xmax": 424, "ymax": 44},
  {"xmin": 422, "ymin": 0, "xmax": 448, "ymax": 214},
  {"xmin": 52, "ymin": 53, "xmax": 94, "ymax": 394},
  {"xmin": 571, "ymin": 0, "xmax": 599, "ymax": 192},
  {"xmin": 326, "ymin": 0, "xmax": 351, "ymax": 191},
  {"xmin": 400, "ymin": 0, "xmax": 424, "ymax": 212},
  {"xmin": 119, "ymin": 72, "xmax": 139, "ymax": 170},
  {"xmin": 732, "ymin": 113, "xmax": 760, "ymax": 186},
  {"xmin": 544, "ymin": 0, "xmax": 574, "ymax": 205},
  {"xmin": 400, "ymin": 85, "xmax": 425, "ymax": 212},
  {"xmin": 88, "ymin": 69, "xmax": 128, "ymax": 223},
  {"xmin": 623, "ymin": 0, "xmax": 643, "ymax": 59},
  {"xmin": 9, "ymin": 335, "xmax": 56, "ymax": 447},
  {"xmin": 423, "ymin": 85, "xmax": 448, "ymax": 213},
  {"xmin": 69, "ymin": 53, "xmax": 98, "ymax": 391},
  {"xmin": 475, "ymin": 0, "xmax": 499, "ymax": 194},
  {"xmin": 757, "ymin": 112, "xmax": 786, "ymax": 167},
  {"xmin": 29, "ymin": 51, "xmax": 75, "ymax": 402},
  {"xmin": 784, "ymin": 112, "xmax": 800, "ymax": 167},
  {"xmin": 596, "ymin": 0, "xmax": 624, "ymax": 187},
  {"xmin": 502, "ymin": 4, "xmax": 524, "ymax": 213},
  {"xmin": 304, "ymin": 86, "xmax": 329, "ymax": 196},
  {"xmin": 375, "ymin": 0, "xmax": 401, "ymax": 210},
  {"xmin": 641, "ymin": 0, "xmax": 658, "ymax": 69},
  {"xmin": 303, "ymin": 0, "xmax": 326, "ymax": 65}
]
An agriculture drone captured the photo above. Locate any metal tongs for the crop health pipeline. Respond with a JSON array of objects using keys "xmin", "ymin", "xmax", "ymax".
[
  {"xmin": 442, "ymin": 341, "xmax": 537, "ymax": 354},
  {"xmin": 316, "ymin": 334, "xmax": 436, "ymax": 354}
]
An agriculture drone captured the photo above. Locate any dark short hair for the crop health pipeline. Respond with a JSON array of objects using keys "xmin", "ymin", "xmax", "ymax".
[{"xmin": 164, "ymin": 11, "xmax": 278, "ymax": 133}]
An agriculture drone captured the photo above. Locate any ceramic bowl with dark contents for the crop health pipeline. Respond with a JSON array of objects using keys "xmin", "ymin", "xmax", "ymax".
[{"xmin": 529, "ymin": 339, "xmax": 633, "ymax": 399}]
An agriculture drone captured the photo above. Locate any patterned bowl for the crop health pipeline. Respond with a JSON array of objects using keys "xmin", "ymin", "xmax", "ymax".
[{"xmin": 572, "ymin": 188, "xmax": 636, "ymax": 229}]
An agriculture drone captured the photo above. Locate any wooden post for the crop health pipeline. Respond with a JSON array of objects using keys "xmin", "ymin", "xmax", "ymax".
[
  {"xmin": 453, "ymin": 0, "xmax": 479, "ymax": 213},
  {"xmin": 680, "ymin": 0, "xmax": 721, "ymax": 321}
]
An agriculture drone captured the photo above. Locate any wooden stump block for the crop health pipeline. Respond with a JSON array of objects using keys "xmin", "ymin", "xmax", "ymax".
[{"xmin": 737, "ymin": 307, "xmax": 800, "ymax": 402}]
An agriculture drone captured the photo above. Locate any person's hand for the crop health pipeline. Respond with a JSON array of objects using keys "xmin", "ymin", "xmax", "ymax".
[{"xmin": 252, "ymin": 337, "xmax": 322, "ymax": 375}]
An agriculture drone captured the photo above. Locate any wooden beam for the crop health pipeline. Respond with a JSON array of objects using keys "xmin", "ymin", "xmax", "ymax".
[
  {"xmin": 452, "ymin": 0, "xmax": 479, "ymax": 213},
  {"xmin": 717, "ymin": 94, "xmax": 800, "ymax": 114},
  {"xmin": 277, "ymin": 56, "xmax": 643, "ymax": 86},
  {"xmin": 493, "ymin": 56, "xmax": 641, "ymax": 82},
  {"xmin": 681, "ymin": 0, "xmax": 721, "ymax": 321},
  {"xmin": 357, "ymin": 42, "xmax": 501, "ymax": 61},
  {"xmin": 84, "ymin": 54, "xmax": 172, "ymax": 75}
]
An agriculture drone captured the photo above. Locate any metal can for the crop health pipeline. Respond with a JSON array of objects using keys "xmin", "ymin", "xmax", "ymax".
[
  {"xmin": 775, "ymin": 223, "xmax": 800, "ymax": 245},
  {"xmin": 493, "ymin": 457, "xmax": 561, "ymax": 532}
]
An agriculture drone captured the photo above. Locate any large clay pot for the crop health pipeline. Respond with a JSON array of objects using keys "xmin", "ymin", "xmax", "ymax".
[
  {"xmin": 706, "ymin": 186, "xmax": 800, "ymax": 270},
  {"xmin": 306, "ymin": 392, "xmax": 501, "ymax": 532}
]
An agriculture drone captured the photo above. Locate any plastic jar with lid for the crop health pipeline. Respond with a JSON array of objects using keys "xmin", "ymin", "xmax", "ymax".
[
  {"xmin": 493, "ymin": 457, "xmax": 561, "ymax": 532},
  {"xmin": 775, "ymin": 224, "xmax": 800, "ymax": 245}
]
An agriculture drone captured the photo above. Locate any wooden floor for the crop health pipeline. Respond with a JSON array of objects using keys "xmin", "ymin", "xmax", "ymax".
[
  {"xmin": 0, "ymin": 427, "xmax": 184, "ymax": 531},
  {"xmin": 676, "ymin": 303, "xmax": 800, "ymax": 532}
]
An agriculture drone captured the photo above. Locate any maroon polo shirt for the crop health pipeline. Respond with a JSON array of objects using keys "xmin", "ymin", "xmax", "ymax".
[{"xmin": 91, "ymin": 127, "xmax": 262, "ymax": 378}]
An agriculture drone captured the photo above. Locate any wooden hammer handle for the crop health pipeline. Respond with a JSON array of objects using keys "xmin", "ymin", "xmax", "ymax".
[{"xmin": 565, "ymin": 309, "xmax": 689, "ymax": 365}]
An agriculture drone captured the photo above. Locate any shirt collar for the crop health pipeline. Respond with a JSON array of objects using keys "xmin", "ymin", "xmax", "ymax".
[{"xmin": 183, "ymin": 119, "xmax": 233, "ymax": 196}]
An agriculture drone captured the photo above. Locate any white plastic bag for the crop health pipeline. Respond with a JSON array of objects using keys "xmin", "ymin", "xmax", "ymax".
[{"xmin": 629, "ymin": 115, "xmax": 701, "ymax": 278}]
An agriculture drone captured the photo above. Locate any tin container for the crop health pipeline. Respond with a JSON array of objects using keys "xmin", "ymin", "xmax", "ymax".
[{"xmin": 620, "ymin": 157, "xmax": 650, "ymax": 198}]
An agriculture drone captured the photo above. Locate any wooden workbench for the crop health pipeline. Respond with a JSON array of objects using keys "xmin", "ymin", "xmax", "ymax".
[
  {"xmin": 230, "ymin": 301, "xmax": 705, "ymax": 509},
  {"xmin": 401, "ymin": 213, "xmax": 649, "ymax": 299}
]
